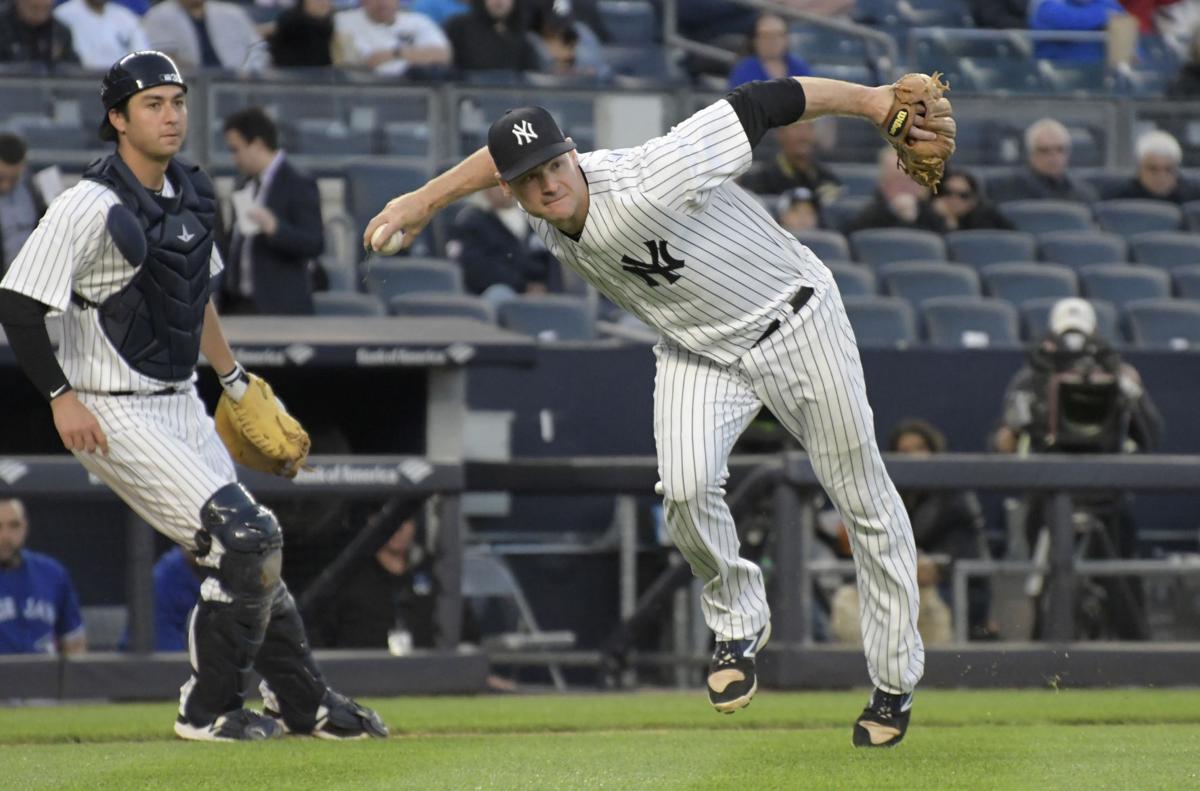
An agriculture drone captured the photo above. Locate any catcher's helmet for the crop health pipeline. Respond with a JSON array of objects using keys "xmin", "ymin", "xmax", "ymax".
[{"xmin": 99, "ymin": 51, "xmax": 187, "ymax": 141}]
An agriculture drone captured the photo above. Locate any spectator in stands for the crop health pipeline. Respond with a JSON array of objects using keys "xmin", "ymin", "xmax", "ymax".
[
  {"xmin": 971, "ymin": 0, "xmax": 1027, "ymax": 28},
  {"xmin": 269, "ymin": 0, "xmax": 335, "ymax": 68},
  {"xmin": 0, "ymin": 133, "xmax": 47, "ymax": 275},
  {"xmin": 889, "ymin": 419, "xmax": 997, "ymax": 640},
  {"xmin": 528, "ymin": 1, "xmax": 609, "ymax": 79},
  {"xmin": 775, "ymin": 186, "xmax": 822, "ymax": 234},
  {"xmin": 0, "ymin": 0, "xmax": 79, "ymax": 66},
  {"xmin": 53, "ymin": 0, "xmax": 148, "ymax": 70},
  {"xmin": 932, "ymin": 167, "xmax": 1017, "ymax": 232},
  {"xmin": 529, "ymin": 0, "xmax": 611, "ymax": 42},
  {"xmin": 739, "ymin": 121, "xmax": 841, "ymax": 205},
  {"xmin": 445, "ymin": 0, "xmax": 539, "ymax": 74},
  {"xmin": 1106, "ymin": 129, "xmax": 1200, "ymax": 203},
  {"xmin": 142, "ymin": 0, "xmax": 267, "ymax": 72},
  {"xmin": 150, "ymin": 546, "xmax": 202, "ymax": 651},
  {"xmin": 987, "ymin": 118, "xmax": 1099, "ymax": 204},
  {"xmin": 1029, "ymin": 0, "xmax": 1128, "ymax": 62},
  {"xmin": 0, "ymin": 498, "xmax": 86, "ymax": 655},
  {"xmin": 727, "ymin": 12, "xmax": 811, "ymax": 89},
  {"xmin": 221, "ymin": 107, "xmax": 323, "ymax": 315},
  {"xmin": 310, "ymin": 518, "xmax": 474, "ymax": 650},
  {"xmin": 333, "ymin": 0, "xmax": 451, "ymax": 76},
  {"xmin": 846, "ymin": 147, "xmax": 947, "ymax": 233},
  {"xmin": 446, "ymin": 185, "xmax": 559, "ymax": 304},
  {"xmin": 1168, "ymin": 21, "xmax": 1200, "ymax": 97},
  {"xmin": 992, "ymin": 298, "xmax": 1161, "ymax": 639}
]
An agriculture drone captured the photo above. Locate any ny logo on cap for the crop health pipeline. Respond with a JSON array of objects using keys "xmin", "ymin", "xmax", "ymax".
[{"xmin": 512, "ymin": 120, "xmax": 538, "ymax": 146}]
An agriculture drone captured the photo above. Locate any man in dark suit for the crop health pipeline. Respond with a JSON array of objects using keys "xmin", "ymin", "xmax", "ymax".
[{"xmin": 222, "ymin": 107, "xmax": 324, "ymax": 315}]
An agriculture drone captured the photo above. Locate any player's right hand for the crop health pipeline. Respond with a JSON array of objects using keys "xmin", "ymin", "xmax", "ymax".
[
  {"xmin": 363, "ymin": 191, "xmax": 433, "ymax": 253},
  {"xmin": 50, "ymin": 392, "xmax": 109, "ymax": 455}
]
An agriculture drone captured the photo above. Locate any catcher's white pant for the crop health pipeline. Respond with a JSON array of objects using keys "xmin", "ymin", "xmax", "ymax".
[
  {"xmin": 72, "ymin": 387, "xmax": 236, "ymax": 552},
  {"xmin": 654, "ymin": 283, "xmax": 925, "ymax": 694}
]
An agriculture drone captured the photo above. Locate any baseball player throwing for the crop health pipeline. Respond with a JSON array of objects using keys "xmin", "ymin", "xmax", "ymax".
[
  {"xmin": 367, "ymin": 74, "xmax": 954, "ymax": 747},
  {"xmin": 0, "ymin": 52, "xmax": 386, "ymax": 742}
]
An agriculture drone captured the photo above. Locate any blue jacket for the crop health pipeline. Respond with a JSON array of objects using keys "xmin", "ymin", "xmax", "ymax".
[
  {"xmin": 728, "ymin": 54, "xmax": 812, "ymax": 88},
  {"xmin": 1029, "ymin": 0, "xmax": 1125, "ymax": 62}
]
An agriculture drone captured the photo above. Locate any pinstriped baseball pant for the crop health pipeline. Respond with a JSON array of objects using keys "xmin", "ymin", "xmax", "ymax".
[{"xmin": 653, "ymin": 283, "xmax": 924, "ymax": 694}]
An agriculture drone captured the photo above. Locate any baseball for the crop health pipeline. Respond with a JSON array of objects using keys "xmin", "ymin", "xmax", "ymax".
[{"xmin": 371, "ymin": 225, "xmax": 406, "ymax": 255}]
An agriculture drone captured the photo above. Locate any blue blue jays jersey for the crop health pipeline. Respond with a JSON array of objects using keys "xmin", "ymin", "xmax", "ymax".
[{"xmin": 0, "ymin": 550, "xmax": 85, "ymax": 655}]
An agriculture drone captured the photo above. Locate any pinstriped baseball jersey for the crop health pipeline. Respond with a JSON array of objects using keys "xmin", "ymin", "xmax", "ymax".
[
  {"xmin": 529, "ymin": 99, "xmax": 832, "ymax": 366},
  {"xmin": 0, "ymin": 178, "xmax": 223, "ymax": 395}
]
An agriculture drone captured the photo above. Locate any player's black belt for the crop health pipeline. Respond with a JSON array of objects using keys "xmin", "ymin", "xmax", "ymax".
[
  {"xmin": 106, "ymin": 388, "xmax": 182, "ymax": 396},
  {"xmin": 754, "ymin": 286, "xmax": 814, "ymax": 347}
]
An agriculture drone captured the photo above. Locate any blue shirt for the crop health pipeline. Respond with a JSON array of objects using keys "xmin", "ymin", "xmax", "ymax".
[
  {"xmin": 728, "ymin": 54, "xmax": 812, "ymax": 88},
  {"xmin": 153, "ymin": 547, "xmax": 201, "ymax": 652},
  {"xmin": 0, "ymin": 550, "xmax": 84, "ymax": 655}
]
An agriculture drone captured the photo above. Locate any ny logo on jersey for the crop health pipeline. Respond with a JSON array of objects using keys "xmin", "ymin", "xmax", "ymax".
[
  {"xmin": 621, "ymin": 240, "xmax": 685, "ymax": 287},
  {"xmin": 512, "ymin": 120, "xmax": 538, "ymax": 146}
]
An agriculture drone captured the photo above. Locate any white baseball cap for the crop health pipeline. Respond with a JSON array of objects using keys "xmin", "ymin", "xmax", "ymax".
[{"xmin": 1049, "ymin": 297, "xmax": 1097, "ymax": 336}]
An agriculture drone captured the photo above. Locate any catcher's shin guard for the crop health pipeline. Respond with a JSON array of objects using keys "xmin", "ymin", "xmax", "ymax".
[
  {"xmin": 254, "ymin": 585, "xmax": 328, "ymax": 733},
  {"xmin": 179, "ymin": 484, "xmax": 283, "ymax": 727}
]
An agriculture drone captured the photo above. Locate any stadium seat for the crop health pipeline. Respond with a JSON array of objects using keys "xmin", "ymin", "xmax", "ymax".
[
  {"xmin": 498, "ymin": 295, "xmax": 595, "ymax": 341},
  {"xmin": 1037, "ymin": 61, "xmax": 1113, "ymax": 97},
  {"xmin": 922, "ymin": 296, "xmax": 1021, "ymax": 348},
  {"xmin": 313, "ymin": 292, "xmax": 386, "ymax": 316},
  {"xmin": 1039, "ymin": 231, "xmax": 1128, "ymax": 270},
  {"xmin": 1171, "ymin": 265, "xmax": 1200, "ymax": 299},
  {"xmin": 365, "ymin": 258, "xmax": 463, "ymax": 301},
  {"xmin": 841, "ymin": 296, "xmax": 917, "ymax": 348},
  {"xmin": 999, "ymin": 200, "xmax": 1094, "ymax": 234},
  {"xmin": 1020, "ymin": 297, "xmax": 1119, "ymax": 342},
  {"xmin": 1182, "ymin": 200, "xmax": 1200, "ymax": 232},
  {"xmin": 383, "ymin": 121, "xmax": 432, "ymax": 157},
  {"xmin": 1080, "ymin": 265, "xmax": 1171, "ymax": 311},
  {"xmin": 956, "ymin": 58, "xmax": 1044, "ymax": 95},
  {"xmin": 601, "ymin": 45, "xmax": 680, "ymax": 82},
  {"xmin": 823, "ymin": 195, "xmax": 870, "ymax": 232},
  {"xmin": 789, "ymin": 27, "xmax": 869, "ymax": 64},
  {"xmin": 849, "ymin": 229, "xmax": 947, "ymax": 266},
  {"xmin": 1094, "ymin": 200, "xmax": 1183, "ymax": 237},
  {"xmin": 1130, "ymin": 231, "xmax": 1200, "ymax": 270},
  {"xmin": 320, "ymin": 260, "xmax": 359, "ymax": 293},
  {"xmin": 389, "ymin": 293, "xmax": 496, "ymax": 323},
  {"xmin": 1123, "ymin": 299, "xmax": 1200, "ymax": 349},
  {"xmin": 829, "ymin": 263, "xmax": 875, "ymax": 297},
  {"xmin": 981, "ymin": 263, "xmax": 1078, "ymax": 306},
  {"xmin": 880, "ymin": 262, "xmax": 980, "ymax": 308},
  {"xmin": 462, "ymin": 547, "xmax": 575, "ymax": 691},
  {"xmin": 345, "ymin": 163, "xmax": 431, "ymax": 237},
  {"xmin": 826, "ymin": 164, "xmax": 879, "ymax": 198},
  {"xmin": 598, "ymin": 0, "xmax": 657, "ymax": 46},
  {"xmin": 294, "ymin": 120, "xmax": 373, "ymax": 156},
  {"xmin": 794, "ymin": 229, "xmax": 850, "ymax": 262},
  {"xmin": 946, "ymin": 230, "xmax": 1037, "ymax": 269}
]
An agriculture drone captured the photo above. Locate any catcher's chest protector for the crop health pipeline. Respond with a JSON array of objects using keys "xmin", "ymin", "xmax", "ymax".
[{"xmin": 82, "ymin": 154, "xmax": 217, "ymax": 382}]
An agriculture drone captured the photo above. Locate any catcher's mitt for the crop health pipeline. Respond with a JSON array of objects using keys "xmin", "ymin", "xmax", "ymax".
[
  {"xmin": 880, "ymin": 71, "xmax": 956, "ymax": 191},
  {"xmin": 215, "ymin": 373, "xmax": 311, "ymax": 478}
]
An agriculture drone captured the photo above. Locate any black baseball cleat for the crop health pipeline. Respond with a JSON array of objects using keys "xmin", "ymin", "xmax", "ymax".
[
  {"xmin": 174, "ymin": 708, "xmax": 285, "ymax": 742},
  {"xmin": 707, "ymin": 623, "xmax": 771, "ymax": 714},
  {"xmin": 853, "ymin": 688, "xmax": 913, "ymax": 748},
  {"xmin": 265, "ymin": 688, "xmax": 389, "ymax": 740}
]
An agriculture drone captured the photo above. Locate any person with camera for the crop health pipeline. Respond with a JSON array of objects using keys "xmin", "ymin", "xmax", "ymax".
[{"xmin": 993, "ymin": 298, "xmax": 1162, "ymax": 640}]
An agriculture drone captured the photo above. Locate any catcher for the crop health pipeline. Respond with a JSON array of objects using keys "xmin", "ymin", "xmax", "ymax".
[
  {"xmin": 365, "ymin": 73, "xmax": 955, "ymax": 747},
  {"xmin": 0, "ymin": 51, "xmax": 385, "ymax": 742}
]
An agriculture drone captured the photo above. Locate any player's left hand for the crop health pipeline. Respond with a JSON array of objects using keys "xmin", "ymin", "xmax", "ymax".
[
  {"xmin": 877, "ymin": 72, "xmax": 956, "ymax": 191},
  {"xmin": 247, "ymin": 206, "xmax": 278, "ymax": 236}
]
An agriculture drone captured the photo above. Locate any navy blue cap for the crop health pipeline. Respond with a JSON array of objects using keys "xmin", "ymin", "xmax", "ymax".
[{"xmin": 487, "ymin": 106, "xmax": 576, "ymax": 182}]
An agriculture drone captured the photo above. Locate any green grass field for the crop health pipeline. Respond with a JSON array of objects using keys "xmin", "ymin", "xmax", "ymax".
[{"xmin": 2, "ymin": 689, "xmax": 1197, "ymax": 790}]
